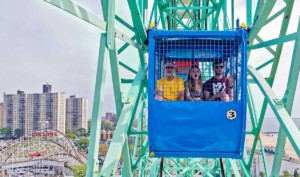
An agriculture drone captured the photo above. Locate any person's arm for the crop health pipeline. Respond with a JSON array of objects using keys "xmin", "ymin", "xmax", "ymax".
[
  {"xmin": 155, "ymin": 79, "xmax": 164, "ymax": 100},
  {"xmin": 228, "ymin": 89, "xmax": 233, "ymax": 101},
  {"xmin": 204, "ymin": 90, "xmax": 226, "ymax": 101},
  {"xmin": 185, "ymin": 88, "xmax": 192, "ymax": 100},
  {"xmin": 204, "ymin": 90, "xmax": 214, "ymax": 101},
  {"xmin": 227, "ymin": 75, "xmax": 235, "ymax": 101},
  {"xmin": 178, "ymin": 91, "xmax": 184, "ymax": 101},
  {"xmin": 178, "ymin": 79, "xmax": 184, "ymax": 101}
]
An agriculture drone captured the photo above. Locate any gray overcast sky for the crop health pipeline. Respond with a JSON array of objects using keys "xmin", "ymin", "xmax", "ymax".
[
  {"xmin": 0, "ymin": 0, "xmax": 109, "ymax": 117},
  {"xmin": 0, "ymin": 1, "xmax": 300, "ymax": 118}
]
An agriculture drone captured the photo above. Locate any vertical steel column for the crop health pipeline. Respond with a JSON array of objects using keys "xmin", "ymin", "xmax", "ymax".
[
  {"xmin": 86, "ymin": 34, "xmax": 108, "ymax": 177},
  {"xmin": 106, "ymin": 0, "xmax": 116, "ymax": 50},
  {"xmin": 246, "ymin": 0, "xmax": 252, "ymax": 26}
]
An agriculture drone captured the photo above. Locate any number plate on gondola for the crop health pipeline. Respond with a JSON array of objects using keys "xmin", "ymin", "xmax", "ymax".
[{"xmin": 227, "ymin": 110, "xmax": 237, "ymax": 120}]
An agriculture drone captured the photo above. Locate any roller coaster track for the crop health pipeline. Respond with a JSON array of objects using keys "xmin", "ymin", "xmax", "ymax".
[{"xmin": 0, "ymin": 130, "xmax": 86, "ymax": 168}]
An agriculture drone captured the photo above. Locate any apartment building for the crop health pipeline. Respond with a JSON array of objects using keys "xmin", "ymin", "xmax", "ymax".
[
  {"xmin": 0, "ymin": 103, "xmax": 4, "ymax": 127},
  {"xmin": 3, "ymin": 85, "xmax": 66, "ymax": 136},
  {"xmin": 66, "ymin": 95, "xmax": 88, "ymax": 133}
]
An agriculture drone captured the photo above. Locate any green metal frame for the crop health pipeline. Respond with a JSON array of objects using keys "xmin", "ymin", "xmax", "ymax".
[{"xmin": 42, "ymin": 0, "xmax": 300, "ymax": 176}]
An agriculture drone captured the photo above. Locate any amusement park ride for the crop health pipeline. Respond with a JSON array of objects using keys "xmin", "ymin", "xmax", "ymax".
[
  {"xmin": 7, "ymin": 0, "xmax": 299, "ymax": 176},
  {"xmin": 0, "ymin": 130, "xmax": 86, "ymax": 176}
]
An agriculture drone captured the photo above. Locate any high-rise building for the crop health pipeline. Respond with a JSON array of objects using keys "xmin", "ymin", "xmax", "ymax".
[
  {"xmin": 66, "ymin": 95, "xmax": 88, "ymax": 133},
  {"xmin": 0, "ymin": 103, "xmax": 4, "ymax": 127},
  {"xmin": 3, "ymin": 85, "xmax": 66, "ymax": 136},
  {"xmin": 104, "ymin": 112, "xmax": 117, "ymax": 122},
  {"xmin": 3, "ymin": 91, "xmax": 27, "ymax": 135},
  {"xmin": 43, "ymin": 83, "xmax": 52, "ymax": 93}
]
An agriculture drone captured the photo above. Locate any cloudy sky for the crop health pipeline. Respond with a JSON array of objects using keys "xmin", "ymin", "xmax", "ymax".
[
  {"xmin": 0, "ymin": 0, "xmax": 299, "ymax": 118},
  {"xmin": 0, "ymin": 0, "xmax": 106, "ymax": 116}
]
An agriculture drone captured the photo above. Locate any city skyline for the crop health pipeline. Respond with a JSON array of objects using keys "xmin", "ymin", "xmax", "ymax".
[
  {"xmin": 3, "ymin": 87, "xmax": 66, "ymax": 135},
  {"xmin": 1, "ymin": 84, "xmax": 89, "ymax": 136}
]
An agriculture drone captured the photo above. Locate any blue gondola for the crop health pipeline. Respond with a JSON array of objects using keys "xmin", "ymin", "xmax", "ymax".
[{"xmin": 148, "ymin": 30, "xmax": 248, "ymax": 158}]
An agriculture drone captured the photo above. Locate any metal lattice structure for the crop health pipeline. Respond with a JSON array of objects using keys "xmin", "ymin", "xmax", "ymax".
[
  {"xmin": 0, "ymin": 130, "xmax": 86, "ymax": 176},
  {"xmin": 42, "ymin": 0, "xmax": 300, "ymax": 176}
]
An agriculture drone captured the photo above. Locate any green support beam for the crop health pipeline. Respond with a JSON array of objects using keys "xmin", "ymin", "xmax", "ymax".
[
  {"xmin": 100, "ymin": 67, "xmax": 147, "ymax": 176},
  {"xmin": 44, "ymin": 0, "xmax": 140, "ymax": 49},
  {"xmin": 86, "ymin": 34, "xmax": 108, "ymax": 177},
  {"xmin": 106, "ymin": 0, "xmax": 116, "ymax": 49}
]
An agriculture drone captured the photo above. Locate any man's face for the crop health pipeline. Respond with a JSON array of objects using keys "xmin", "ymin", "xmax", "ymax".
[
  {"xmin": 214, "ymin": 63, "xmax": 223, "ymax": 76},
  {"xmin": 164, "ymin": 62, "xmax": 175, "ymax": 76}
]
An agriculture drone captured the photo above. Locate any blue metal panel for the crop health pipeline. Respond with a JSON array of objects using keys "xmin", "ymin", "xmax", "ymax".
[{"xmin": 148, "ymin": 30, "xmax": 248, "ymax": 158}]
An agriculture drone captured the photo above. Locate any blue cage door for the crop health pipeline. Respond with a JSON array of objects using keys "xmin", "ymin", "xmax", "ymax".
[{"xmin": 148, "ymin": 30, "xmax": 247, "ymax": 158}]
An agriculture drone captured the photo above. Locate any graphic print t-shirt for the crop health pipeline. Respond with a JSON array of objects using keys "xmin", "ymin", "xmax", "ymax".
[{"xmin": 203, "ymin": 77, "xmax": 229, "ymax": 100}]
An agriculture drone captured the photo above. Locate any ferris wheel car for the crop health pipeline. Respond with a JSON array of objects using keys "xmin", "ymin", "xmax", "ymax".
[{"xmin": 148, "ymin": 29, "xmax": 248, "ymax": 158}]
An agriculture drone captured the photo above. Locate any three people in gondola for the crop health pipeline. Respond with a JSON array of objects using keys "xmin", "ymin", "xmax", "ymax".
[{"xmin": 155, "ymin": 60, "xmax": 234, "ymax": 102}]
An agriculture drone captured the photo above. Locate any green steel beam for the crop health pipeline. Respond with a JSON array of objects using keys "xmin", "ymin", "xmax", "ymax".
[
  {"xmin": 255, "ymin": 58, "xmax": 273, "ymax": 70},
  {"xmin": 272, "ymin": 128, "xmax": 286, "ymax": 176},
  {"xmin": 246, "ymin": 0, "xmax": 252, "ymax": 26},
  {"xmin": 139, "ymin": 0, "xmax": 144, "ymax": 23},
  {"xmin": 225, "ymin": 159, "xmax": 231, "ymax": 176},
  {"xmin": 101, "ymin": 0, "xmax": 108, "ymax": 20},
  {"xmin": 248, "ymin": 32, "xmax": 298, "ymax": 50},
  {"xmin": 189, "ymin": 7, "xmax": 217, "ymax": 29},
  {"xmin": 211, "ymin": 1, "xmax": 222, "ymax": 30},
  {"xmin": 253, "ymin": 0, "xmax": 263, "ymax": 24},
  {"xmin": 259, "ymin": 139, "xmax": 269, "ymax": 177},
  {"xmin": 127, "ymin": 0, "xmax": 147, "ymax": 43},
  {"xmin": 121, "ymin": 79, "xmax": 134, "ymax": 84},
  {"xmin": 108, "ymin": 48, "xmax": 123, "ymax": 116},
  {"xmin": 100, "ymin": 67, "xmax": 146, "ymax": 176},
  {"xmin": 133, "ymin": 136, "xmax": 149, "ymax": 169},
  {"xmin": 222, "ymin": 0, "xmax": 228, "ymax": 30},
  {"xmin": 255, "ymin": 36, "xmax": 275, "ymax": 55},
  {"xmin": 44, "ymin": 0, "xmax": 141, "ymax": 49},
  {"xmin": 163, "ymin": 10, "xmax": 190, "ymax": 29},
  {"xmin": 165, "ymin": 6, "xmax": 210, "ymax": 10},
  {"xmin": 229, "ymin": 159, "xmax": 241, "ymax": 177},
  {"xmin": 118, "ymin": 35, "xmax": 136, "ymax": 55},
  {"xmin": 131, "ymin": 102, "xmax": 146, "ymax": 166},
  {"xmin": 248, "ymin": 0, "xmax": 276, "ymax": 43},
  {"xmin": 149, "ymin": 158, "xmax": 159, "ymax": 176},
  {"xmin": 156, "ymin": 0, "xmax": 226, "ymax": 30},
  {"xmin": 106, "ymin": 0, "xmax": 116, "ymax": 49},
  {"xmin": 231, "ymin": 0, "xmax": 234, "ymax": 29},
  {"xmin": 119, "ymin": 61, "xmax": 138, "ymax": 74},
  {"xmin": 122, "ymin": 137, "xmax": 133, "ymax": 177},
  {"xmin": 247, "ymin": 86, "xmax": 258, "ymax": 129},
  {"xmin": 86, "ymin": 34, "xmax": 108, "ymax": 177},
  {"xmin": 240, "ymin": 160, "xmax": 251, "ymax": 177},
  {"xmin": 248, "ymin": 65, "xmax": 300, "ymax": 157},
  {"xmin": 148, "ymin": 0, "xmax": 157, "ymax": 27},
  {"xmin": 264, "ymin": 7, "xmax": 287, "ymax": 25},
  {"xmin": 115, "ymin": 15, "xmax": 136, "ymax": 32}
]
